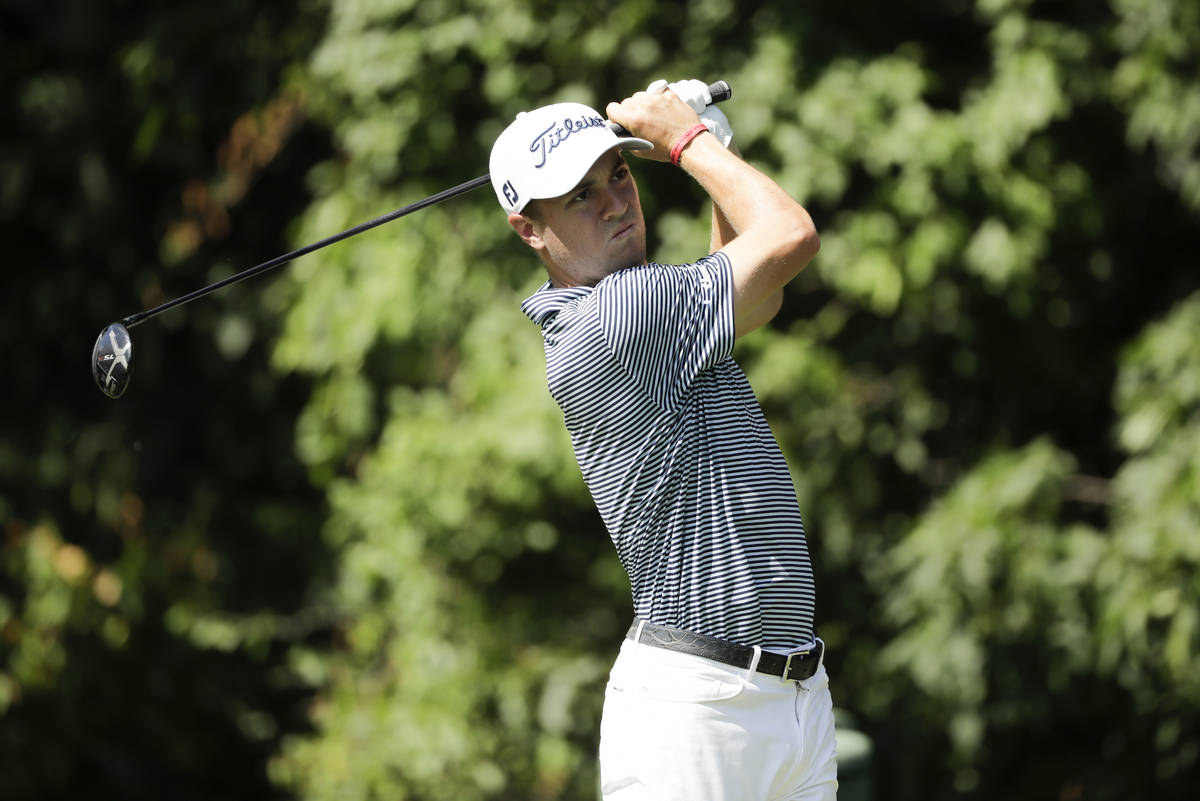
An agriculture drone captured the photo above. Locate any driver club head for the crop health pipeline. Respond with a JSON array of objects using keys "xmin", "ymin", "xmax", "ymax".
[{"xmin": 93, "ymin": 322, "xmax": 133, "ymax": 398}]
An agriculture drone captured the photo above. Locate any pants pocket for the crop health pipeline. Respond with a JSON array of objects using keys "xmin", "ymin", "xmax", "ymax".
[
  {"xmin": 609, "ymin": 660, "xmax": 747, "ymax": 704},
  {"xmin": 600, "ymin": 775, "xmax": 659, "ymax": 801}
]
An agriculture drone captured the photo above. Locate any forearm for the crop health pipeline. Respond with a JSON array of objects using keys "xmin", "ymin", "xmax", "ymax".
[
  {"xmin": 682, "ymin": 135, "xmax": 813, "ymax": 246},
  {"xmin": 709, "ymin": 140, "xmax": 741, "ymax": 254}
]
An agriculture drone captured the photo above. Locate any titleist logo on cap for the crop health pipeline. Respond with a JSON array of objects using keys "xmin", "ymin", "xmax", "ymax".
[{"xmin": 529, "ymin": 114, "xmax": 607, "ymax": 168}]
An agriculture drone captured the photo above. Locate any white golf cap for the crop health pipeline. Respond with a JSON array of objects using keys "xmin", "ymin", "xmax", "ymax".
[{"xmin": 489, "ymin": 102, "xmax": 652, "ymax": 214}]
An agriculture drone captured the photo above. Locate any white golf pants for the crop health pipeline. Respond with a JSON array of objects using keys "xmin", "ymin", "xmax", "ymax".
[{"xmin": 599, "ymin": 634, "xmax": 838, "ymax": 801}]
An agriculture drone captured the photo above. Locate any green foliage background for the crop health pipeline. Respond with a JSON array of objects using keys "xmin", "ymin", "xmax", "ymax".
[{"xmin": 3, "ymin": 0, "xmax": 1198, "ymax": 798}]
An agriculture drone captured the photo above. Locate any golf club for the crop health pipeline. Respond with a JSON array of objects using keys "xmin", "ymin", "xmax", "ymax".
[{"xmin": 92, "ymin": 80, "xmax": 732, "ymax": 398}]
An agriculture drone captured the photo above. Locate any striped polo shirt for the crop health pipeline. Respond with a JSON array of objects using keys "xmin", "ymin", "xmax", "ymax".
[{"xmin": 521, "ymin": 252, "xmax": 816, "ymax": 650}]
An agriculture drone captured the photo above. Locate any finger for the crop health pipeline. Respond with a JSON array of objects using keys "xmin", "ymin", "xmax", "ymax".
[
  {"xmin": 605, "ymin": 100, "xmax": 625, "ymax": 120},
  {"xmin": 646, "ymin": 78, "xmax": 668, "ymax": 94}
]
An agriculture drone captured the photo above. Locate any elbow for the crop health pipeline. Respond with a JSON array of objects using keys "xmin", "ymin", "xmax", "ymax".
[
  {"xmin": 793, "ymin": 217, "xmax": 820, "ymax": 264},
  {"xmin": 778, "ymin": 214, "xmax": 819, "ymax": 274},
  {"xmin": 803, "ymin": 223, "xmax": 820, "ymax": 261}
]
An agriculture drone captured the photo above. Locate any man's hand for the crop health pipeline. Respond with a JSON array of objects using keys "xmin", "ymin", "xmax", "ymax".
[
  {"xmin": 606, "ymin": 86, "xmax": 706, "ymax": 163},
  {"xmin": 664, "ymin": 79, "xmax": 734, "ymax": 148}
]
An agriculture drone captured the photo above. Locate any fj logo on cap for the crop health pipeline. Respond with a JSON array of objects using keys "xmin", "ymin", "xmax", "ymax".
[
  {"xmin": 529, "ymin": 115, "xmax": 607, "ymax": 168},
  {"xmin": 502, "ymin": 180, "xmax": 519, "ymax": 206}
]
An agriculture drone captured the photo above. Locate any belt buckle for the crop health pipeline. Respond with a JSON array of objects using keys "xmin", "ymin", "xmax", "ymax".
[{"xmin": 782, "ymin": 648, "xmax": 811, "ymax": 682}]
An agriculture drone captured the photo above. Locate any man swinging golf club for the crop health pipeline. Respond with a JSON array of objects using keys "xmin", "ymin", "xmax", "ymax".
[{"xmin": 491, "ymin": 79, "xmax": 835, "ymax": 800}]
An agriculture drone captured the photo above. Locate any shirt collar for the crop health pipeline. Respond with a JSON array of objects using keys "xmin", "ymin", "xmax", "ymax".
[{"xmin": 520, "ymin": 280, "xmax": 593, "ymax": 327}]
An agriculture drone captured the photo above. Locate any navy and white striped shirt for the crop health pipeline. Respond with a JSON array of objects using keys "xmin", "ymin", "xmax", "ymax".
[{"xmin": 521, "ymin": 253, "xmax": 816, "ymax": 650}]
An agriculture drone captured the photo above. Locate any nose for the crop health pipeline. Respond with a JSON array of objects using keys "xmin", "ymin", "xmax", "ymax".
[{"xmin": 601, "ymin": 187, "xmax": 628, "ymax": 220}]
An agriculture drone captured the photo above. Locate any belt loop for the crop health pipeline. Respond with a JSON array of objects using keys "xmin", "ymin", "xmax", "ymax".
[
  {"xmin": 632, "ymin": 619, "xmax": 647, "ymax": 654},
  {"xmin": 745, "ymin": 645, "xmax": 762, "ymax": 681}
]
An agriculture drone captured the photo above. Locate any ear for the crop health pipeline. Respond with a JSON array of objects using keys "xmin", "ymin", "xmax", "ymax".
[{"xmin": 508, "ymin": 212, "xmax": 546, "ymax": 252}]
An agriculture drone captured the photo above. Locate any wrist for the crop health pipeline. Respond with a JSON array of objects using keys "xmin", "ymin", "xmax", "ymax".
[{"xmin": 670, "ymin": 123, "xmax": 710, "ymax": 167}]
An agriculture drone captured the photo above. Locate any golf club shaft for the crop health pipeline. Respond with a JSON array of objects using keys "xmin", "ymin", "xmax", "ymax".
[
  {"xmin": 122, "ymin": 80, "xmax": 732, "ymax": 329},
  {"xmin": 123, "ymin": 174, "xmax": 491, "ymax": 328}
]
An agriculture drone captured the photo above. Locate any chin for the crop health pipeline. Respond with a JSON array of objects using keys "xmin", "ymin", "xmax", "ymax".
[{"xmin": 617, "ymin": 238, "xmax": 647, "ymax": 269}]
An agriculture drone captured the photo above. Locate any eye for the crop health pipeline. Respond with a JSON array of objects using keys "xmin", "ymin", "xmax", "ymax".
[
  {"xmin": 612, "ymin": 165, "xmax": 629, "ymax": 182},
  {"xmin": 571, "ymin": 188, "xmax": 592, "ymax": 204}
]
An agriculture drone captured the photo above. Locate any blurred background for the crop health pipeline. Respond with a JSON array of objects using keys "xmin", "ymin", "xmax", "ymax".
[{"xmin": 3, "ymin": 0, "xmax": 1199, "ymax": 798}]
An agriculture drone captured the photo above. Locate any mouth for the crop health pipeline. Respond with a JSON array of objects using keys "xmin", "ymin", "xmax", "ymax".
[{"xmin": 611, "ymin": 222, "xmax": 637, "ymax": 242}]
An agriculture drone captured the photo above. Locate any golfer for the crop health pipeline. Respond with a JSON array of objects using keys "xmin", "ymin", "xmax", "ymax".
[{"xmin": 490, "ymin": 79, "xmax": 835, "ymax": 800}]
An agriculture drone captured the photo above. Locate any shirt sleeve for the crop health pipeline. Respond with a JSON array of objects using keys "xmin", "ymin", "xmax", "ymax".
[{"xmin": 596, "ymin": 252, "xmax": 735, "ymax": 411}]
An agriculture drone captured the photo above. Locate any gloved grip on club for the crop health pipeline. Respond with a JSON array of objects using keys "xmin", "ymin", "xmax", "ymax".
[{"xmin": 607, "ymin": 80, "xmax": 732, "ymax": 137}]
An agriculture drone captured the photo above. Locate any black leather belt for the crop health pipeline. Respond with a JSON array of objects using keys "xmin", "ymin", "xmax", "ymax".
[{"xmin": 626, "ymin": 619, "xmax": 824, "ymax": 682}]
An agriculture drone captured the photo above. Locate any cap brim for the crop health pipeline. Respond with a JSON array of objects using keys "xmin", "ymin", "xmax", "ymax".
[
  {"xmin": 617, "ymin": 136, "xmax": 654, "ymax": 152},
  {"xmin": 528, "ymin": 138, "xmax": 654, "ymax": 202}
]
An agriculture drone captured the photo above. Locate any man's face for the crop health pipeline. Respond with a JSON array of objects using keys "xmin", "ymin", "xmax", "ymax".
[{"xmin": 510, "ymin": 148, "xmax": 646, "ymax": 287}]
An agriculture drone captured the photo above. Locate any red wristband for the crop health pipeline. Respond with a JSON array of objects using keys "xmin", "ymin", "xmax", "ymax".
[{"xmin": 669, "ymin": 123, "xmax": 710, "ymax": 166}]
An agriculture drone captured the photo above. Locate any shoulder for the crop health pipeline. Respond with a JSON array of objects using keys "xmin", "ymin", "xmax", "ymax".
[{"xmin": 521, "ymin": 281, "xmax": 594, "ymax": 328}]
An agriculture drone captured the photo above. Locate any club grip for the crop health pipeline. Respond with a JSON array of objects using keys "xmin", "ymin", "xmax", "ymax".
[{"xmin": 608, "ymin": 80, "xmax": 732, "ymax": 137}]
